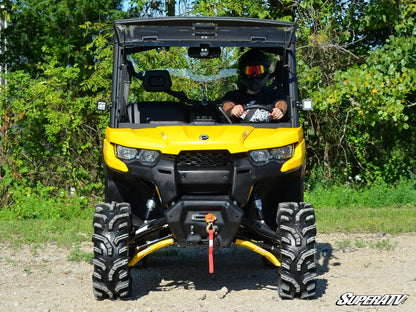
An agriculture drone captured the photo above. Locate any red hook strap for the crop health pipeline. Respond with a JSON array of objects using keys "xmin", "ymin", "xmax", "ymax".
[{"xmin": 208, "ymin": 227, "xmax": 214, "ymax": 274}]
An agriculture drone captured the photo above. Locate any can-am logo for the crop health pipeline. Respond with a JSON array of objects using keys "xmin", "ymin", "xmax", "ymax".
[{"xmin": 336, "ymin": 292, "xmax": 408, "ymax": 306}]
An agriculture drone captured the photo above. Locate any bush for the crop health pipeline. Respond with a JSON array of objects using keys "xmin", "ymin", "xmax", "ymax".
[
  {"xmin": 0, "ymin": 62, "xmax": 108, "ymax": 210},
  {"xmin": 0, "ymin": 181, "xmax": 94, "ymax": 220}
]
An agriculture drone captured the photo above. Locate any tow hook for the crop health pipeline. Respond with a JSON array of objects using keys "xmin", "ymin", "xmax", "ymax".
[{"xmin": 205, "ymin": 213, "xmax": 216, "ymax": 274}]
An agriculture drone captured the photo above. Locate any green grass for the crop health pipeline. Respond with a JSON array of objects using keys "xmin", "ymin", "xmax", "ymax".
[
  {"xmin": 306, "ymin": 178, "xmax": 416, "ymax": 233},
  {"xmin": 0, "ymin": 218, "xmax": 93, "ymax": 249},
  {"xmin": 68, "ymin": 245, "xmax": 94, "ymax": 263},
  {"xmin": 305, "ymin": 178, "xmax": 416, "ymax": 209},
  {"xmin": 315, "ymin": 205, "xmax": 416, "ymax": 233}
]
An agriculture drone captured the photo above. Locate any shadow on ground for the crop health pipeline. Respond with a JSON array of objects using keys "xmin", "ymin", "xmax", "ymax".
[{"xmin": 130, "ymin": 242, "xmax": 334, "ymax": 299}]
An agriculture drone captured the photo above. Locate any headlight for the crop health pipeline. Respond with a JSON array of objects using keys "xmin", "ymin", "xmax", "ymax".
[
  {"xmin": 249, "ymin": 145, "xmax": 294, "ymax": 163},
  {"xmin": 115, "ymin": 145, "xmax": 160, "ymax": 165},
  {"xmin": 137, "ymin": 149, "xmax": 160, "ymax": 165},
  {"xmin": 270, "ymin": 145, "xmax": 293, "ymax": 160},
  {"xmin": 116, "ymin": 145, "xmax": 137, "ymax": 160},
  {"xmin": 249, "ymin": 149, "xmax": 272, "ymax": 163}
]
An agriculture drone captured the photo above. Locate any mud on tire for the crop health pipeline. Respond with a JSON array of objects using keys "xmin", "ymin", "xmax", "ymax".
[
  {"xmin": 276, "ymin": 202, "xmax": 317, "ymax": 299},
  {"xmin": 92, "ymin": 202, "xmax": 132, "ymax": 300}
]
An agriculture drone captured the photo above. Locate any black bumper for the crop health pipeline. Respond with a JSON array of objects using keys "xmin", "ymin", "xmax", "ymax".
[{"xmin": 105, "ymin": 154, "xmax": 299, "ymax": 207}]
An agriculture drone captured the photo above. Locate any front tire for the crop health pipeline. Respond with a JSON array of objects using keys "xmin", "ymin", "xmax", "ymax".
[
  {"xmin": 92, "ymin": 202, "xmax": 132, "ymax": 300},
  {"xmin": 276, "ymin": 202, "xmax": 317, "ymax": 299}
]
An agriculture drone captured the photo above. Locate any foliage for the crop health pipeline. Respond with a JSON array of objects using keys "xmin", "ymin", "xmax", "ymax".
[
  {"xmin": 0, "ymin": 62, "xmax": 107, "ymax": 205},
  {"xmin": 191, "ymin": 0, "xmax": 272, "ymax": 19},
  {"xmin": 0, "ymin": 1, "xmax": 120, "ymax": 209},
  {"xmin": 304, "ymin": 27, "xmax": 416, "ymax": 182},
  {"xmin": 295, "ymin": 0, "xmax": 416, "ymax": 183},
  {"xmin": 125, "ymin": 0, "xmax": 177, "ymax": 17},
  {"xmin": 1, "ymin": 0, "xmax": 416, "ymax": 215},
  {"xmin": 0, "ymin": 0, "xmax": 124, "ymax": 76},
  {"xmin": 127, "ymin": 47, "xmax": 239, "ymax": 102},
  {"xmin": 0, "ymin": 182, "xmax": 93, "ymax": 220}
]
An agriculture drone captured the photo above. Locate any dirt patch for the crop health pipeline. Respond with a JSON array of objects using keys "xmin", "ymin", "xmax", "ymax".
[{"xmin": 1, "ymin": 233, "xmax": 415, "ymax": 311}]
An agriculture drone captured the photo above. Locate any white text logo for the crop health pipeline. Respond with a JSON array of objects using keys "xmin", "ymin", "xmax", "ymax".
[{"xmin": 336, "ymin": 292, "xmax": 408, "ymax": 306}]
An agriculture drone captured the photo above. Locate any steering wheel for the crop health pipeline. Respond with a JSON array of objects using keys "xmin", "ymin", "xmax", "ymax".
[{"xmin": 241, "ymin": 104, "xmax": 273, "ymax": 123}]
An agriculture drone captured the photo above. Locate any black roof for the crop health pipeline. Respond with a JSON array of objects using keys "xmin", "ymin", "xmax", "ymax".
[{"xmin": 112, "ymin": 17, "xmax": 297, "ymax": 49}]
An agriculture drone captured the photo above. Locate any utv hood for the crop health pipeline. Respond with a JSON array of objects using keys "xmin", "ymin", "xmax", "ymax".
[{"xmin": 104, "ymin": 125, "xmax": 304, "ymax": 155}]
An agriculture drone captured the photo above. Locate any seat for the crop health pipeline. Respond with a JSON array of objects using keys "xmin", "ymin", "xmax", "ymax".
[{"xmin": 128, "ymin": 101, "xmax": 189, "ymax": 124}]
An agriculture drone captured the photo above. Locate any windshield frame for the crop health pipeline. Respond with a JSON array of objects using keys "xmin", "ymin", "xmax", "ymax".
[
  {"xmin": 109, "ymin": 17, "xmax": 300, "ymax": 129},
  {"xmin": 113, "ymin": 17, "xmax": 297, "ymax": 50}
]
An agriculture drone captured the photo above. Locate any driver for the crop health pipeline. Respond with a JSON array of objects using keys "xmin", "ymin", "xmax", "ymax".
[{"xmin": 222, "ymin": 49, "xmax": 287, "ymax": 122}]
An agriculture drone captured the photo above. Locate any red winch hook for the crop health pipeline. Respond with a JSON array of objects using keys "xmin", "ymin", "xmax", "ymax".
[{"xmin": 205, "ymin": 213, "xmax": 216, "ymax": 274}]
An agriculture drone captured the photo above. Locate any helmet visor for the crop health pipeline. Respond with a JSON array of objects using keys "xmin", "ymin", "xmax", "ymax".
[{"xmin": 244, "ymin": 65, "xmax": 265, "ymax": 76}]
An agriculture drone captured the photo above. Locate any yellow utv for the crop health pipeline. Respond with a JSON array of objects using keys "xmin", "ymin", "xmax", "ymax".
[{"xmin": 92, "ymin": 17, "xmax": 316, "ymax": 300}]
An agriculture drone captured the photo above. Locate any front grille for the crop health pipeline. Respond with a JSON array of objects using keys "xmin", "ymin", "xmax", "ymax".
[{"xmin": 176, "ymin": 150, "xmax": 233, "ymax": 167}]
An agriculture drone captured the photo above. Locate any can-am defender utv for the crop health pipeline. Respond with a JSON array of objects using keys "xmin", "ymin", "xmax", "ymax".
[{"xmin": 92, "ymin": 17, "xmax": 316, "ymax": 300}]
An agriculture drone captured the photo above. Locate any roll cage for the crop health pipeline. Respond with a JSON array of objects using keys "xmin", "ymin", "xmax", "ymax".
[{"xmin": 109, "ymin": 17, "xmax": 300, "ymax": 129}]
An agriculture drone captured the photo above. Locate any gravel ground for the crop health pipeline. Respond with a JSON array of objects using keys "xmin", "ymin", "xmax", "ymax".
[{"xmin": 1, "ymin": 232, "xmax": 415, "ymax": 312}]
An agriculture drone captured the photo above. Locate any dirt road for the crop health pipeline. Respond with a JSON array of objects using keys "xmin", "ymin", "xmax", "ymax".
[{"xmin": 1, "ymin": 233, "xmax": 415, "ymax": 312}]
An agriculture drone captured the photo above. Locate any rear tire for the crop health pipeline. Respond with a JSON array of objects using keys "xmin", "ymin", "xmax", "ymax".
[
  {"xmin": 276, "ymin": 202, "xmax": 317, "ymax": 299},
  {"xmin": 92, "ymin": 202, "xmax": 132, "ymax": 300}
]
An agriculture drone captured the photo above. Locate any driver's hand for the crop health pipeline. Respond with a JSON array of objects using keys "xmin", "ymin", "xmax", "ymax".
[
  {"xmin": 230, "ymin": 104, "xmax": 247, "ymax": 118},
  {"xmin": 270, "ymin": 107, "xmax": 284, "ymax": 120}
]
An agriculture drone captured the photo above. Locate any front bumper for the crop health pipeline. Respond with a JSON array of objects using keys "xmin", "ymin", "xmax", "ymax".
[{"xmin": 105, "ymin": 151, "xmax": 298, "ymax": 207}]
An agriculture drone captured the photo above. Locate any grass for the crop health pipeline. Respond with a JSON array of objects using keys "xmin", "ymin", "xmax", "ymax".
[
  {"xmin": 315, "ymin": 205, "xmax": 416, "ymax": 233},
  {"xmin": 307, "ymin": 178, "xmax": 416, "ymax": 233},
  {"xmin": 0, "ymin": 218, "xmax": 92, "ymax": 248},
  {"xmin": 68, "ymin": 245, "xmax": 94, "ymax": 263},
  {"xmin": 0, "ymin": 218, "xmax": 94, "ymax": 263}
]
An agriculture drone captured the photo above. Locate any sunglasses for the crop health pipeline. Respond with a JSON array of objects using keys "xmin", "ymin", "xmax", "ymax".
[{"xmin": 244, "ymin": 65, "xmax": 265, "ymax": 76}]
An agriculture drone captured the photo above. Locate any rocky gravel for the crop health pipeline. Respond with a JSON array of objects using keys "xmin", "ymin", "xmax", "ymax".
[{"xmin": 1, "ymin": 232, "xmax": 415, "ymax": 312}]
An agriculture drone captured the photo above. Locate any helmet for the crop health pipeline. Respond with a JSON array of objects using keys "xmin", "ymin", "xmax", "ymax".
[{"xmin": 238, "ymin": 49, "xmax": 270, "ymax": 92}]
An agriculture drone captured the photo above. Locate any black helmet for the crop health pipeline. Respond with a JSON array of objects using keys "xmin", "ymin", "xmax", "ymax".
[{"xmin": 238, "ymin": 49, "xmax": 270, "ymax": 92}]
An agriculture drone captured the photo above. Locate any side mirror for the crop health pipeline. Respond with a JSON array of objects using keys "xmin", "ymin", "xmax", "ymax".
[
  {"xmin": 301, "ymin": 99, "xmax": 313, "ymax": 111},
  {"xmin": 97, "ymin": 100, "xmax": 107, "ymax": 112}
]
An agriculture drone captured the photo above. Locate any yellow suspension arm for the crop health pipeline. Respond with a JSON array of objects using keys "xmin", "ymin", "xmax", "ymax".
[
  {"xmin": 128, "ymin": 238, "xmax": 175, "ymax": 267},
  {"xmin": 235, "ymin": 239, "xmax": 281, "ymax": 267}
]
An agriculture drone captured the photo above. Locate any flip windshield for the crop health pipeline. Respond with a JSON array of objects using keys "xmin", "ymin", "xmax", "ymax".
[{"xmin": 127, "ymin": 47, "xmax": 239, "ymax": 103}]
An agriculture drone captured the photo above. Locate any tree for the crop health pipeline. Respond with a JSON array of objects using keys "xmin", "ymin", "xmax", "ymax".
[
  {"xmin": 0, "ymin": 1, "xmax": 125, "ymax": 207},
  {"xmin": 124, "ymin": 0, "xmax": 179, "ymax": 17},
  {"xmin": 295, "ymin": 0, "xmax": 416, "ymax": 183},
  {"xmin": 0, "ymin": 0, "xmax": 124, "ymax": 76}
]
